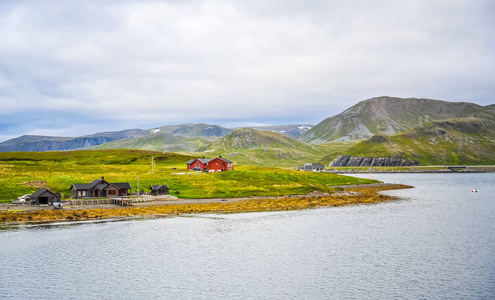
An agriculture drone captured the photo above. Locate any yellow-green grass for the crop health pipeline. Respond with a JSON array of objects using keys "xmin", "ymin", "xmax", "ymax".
[
  {"xmin": 0, "ymin": 150, "xmax": 377, "ymax": 203},
  {"xmin": 0, "ymin": 184, "xmax": 412, "ymax": 224}
]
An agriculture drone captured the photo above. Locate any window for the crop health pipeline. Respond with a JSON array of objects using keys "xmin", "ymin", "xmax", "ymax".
[{"xmin": 108, "ymin": 190, "xmax": 117, "ymax": 195}]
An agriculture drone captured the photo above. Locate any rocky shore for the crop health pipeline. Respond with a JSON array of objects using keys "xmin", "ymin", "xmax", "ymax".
[{"xmin": 0, "ymin": 184, "xmax": 412, "ymax": 225}]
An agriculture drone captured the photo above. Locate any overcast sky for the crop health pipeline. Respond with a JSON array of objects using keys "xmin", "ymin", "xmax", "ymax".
[{"xmin": 0, "ymin": 0, "xmax": 494, "ymax": 141}]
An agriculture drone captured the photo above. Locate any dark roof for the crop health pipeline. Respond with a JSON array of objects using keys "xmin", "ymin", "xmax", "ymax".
[
  {"xmin": 30, "ymin": 189, "xmax": 48, "ymax": 198},
  {"xmin": 71, "ymin": 183, "xmax": 91, "ymax": 190},
  {"xmin": 150, "ymin": 185, "xmax": 169, "ymax": 190},
  {"xmin": 187, "ymin": 158, "xmax": 212, "ymax": 165},
  {"xmin": 217, "ymin": 157, "xmax": 233, "ymax": 164},
  {"xmin": 113, "ymin": 183, "xmax": 132, "ymax": 189},
  {"xmin": 72, "ymin": 180, "xmax": 131, "ymax": 190},
  {"xmin": 30, "ymin": 189, "xmax": 59, "ymax": 198}
]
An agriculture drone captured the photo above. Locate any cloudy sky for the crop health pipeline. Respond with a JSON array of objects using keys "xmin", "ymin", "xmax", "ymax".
[{"xmin": 0, "ymin": 0, "xmax": 494, "ymax": 141}]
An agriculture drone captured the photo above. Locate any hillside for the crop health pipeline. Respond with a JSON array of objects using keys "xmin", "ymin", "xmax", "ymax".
[
  {"xmin": 333, "ymin": 118, "xmax": 495, "ymax": 165},
  {"xmin": 0, "ymin": 129, "xmax": 148, "ymax": 152},
  {"xmin": 197, "ymin": 128, "xmax": 328, "ymax": 167},
  {"xmin": 156, "ymin": 123, "xmax": 232, "ymax": 137},
  {"xmin": 90, "ymin": 132, "xmax": 217, "ymax": 153},
  {"xmin": 0, "ymin": 149, "xmax": 376, "ymax": 203},
  {"xmin": 241, "ymin": 124, "xmax": 313, "ymax": 138},
  {"xmin": 299, "ymin": 96, "xmax": 495, "ymax": 143}
]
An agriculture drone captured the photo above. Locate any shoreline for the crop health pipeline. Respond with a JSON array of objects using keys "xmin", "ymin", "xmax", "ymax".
[
  {"xmin": 326, "ymin": 167, "xmax": 495, "ymax": 174},
  {"xmin": 0, "ymin": 184, "xmax": 413, "ymax": 225}
]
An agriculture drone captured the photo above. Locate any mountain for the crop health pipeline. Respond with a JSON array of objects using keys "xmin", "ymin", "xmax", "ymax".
[
  {"xmin": 328, "ymin": 118, "xmax": 495, "ymax": 165},
  {"xmin": 0, "ymin": 129, "xmax": 148, "ymax": 152},
  {"xmin": 89, "ymin": 123, "xmax": 233, "ymax": 152},
  {"xmin": 196, "ymin": 128, "xmax": 327, "ymax": 167},
  {"xmin": 240, "ymin": 125, "xmax": 313, "ymax": 138},
  {"xmin": 156, "ymin": 123, "xmax": 232, "ymax": 137},
  {"xmin": 299, "ymin": 96, "xmax": 495, "ymax": 144},
  {"xmin": 89, "ymin": 132, "xmax": 216, "ymax": 153}
]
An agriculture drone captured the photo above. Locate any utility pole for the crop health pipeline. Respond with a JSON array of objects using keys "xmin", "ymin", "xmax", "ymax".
[{"xmin": 151, "ymin": 155, "xmax": 154, "ymax": 174}]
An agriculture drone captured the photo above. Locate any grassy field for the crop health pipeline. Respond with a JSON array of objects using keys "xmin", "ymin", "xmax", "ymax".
[{"xmin": 0, "ymin": 150, "xmax": 377, "ymax": 203}]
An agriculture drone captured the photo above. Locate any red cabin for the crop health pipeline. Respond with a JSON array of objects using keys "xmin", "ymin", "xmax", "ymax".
[
  {"xmin": 186, "ymin": 156, "xmax": 234, "ymax": 172},
  {"xmin": 186, "ymin": 158, "xmax": 210, "ymax": 171}
]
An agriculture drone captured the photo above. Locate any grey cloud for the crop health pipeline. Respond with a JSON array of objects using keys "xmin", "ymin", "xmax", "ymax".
[{"xmin": 0, "ymin": 0, "xmax": 493, "ymax": 140}]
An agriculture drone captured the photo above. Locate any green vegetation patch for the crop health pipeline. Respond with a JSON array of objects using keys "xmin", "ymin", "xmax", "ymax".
[{"xmin": 0, "ymin": 150, "xmax": 377, "ymax": 203}]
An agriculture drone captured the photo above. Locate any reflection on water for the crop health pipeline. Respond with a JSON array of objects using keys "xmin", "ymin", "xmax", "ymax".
[{"xmin": 1, "ymin": 173, "xmax": 494, "ymax": 299}]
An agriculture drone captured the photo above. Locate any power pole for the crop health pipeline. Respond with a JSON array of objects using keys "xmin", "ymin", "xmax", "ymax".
[{"xmin": 151, "ymin": 155, "xmax": 154, "ymax": 174}]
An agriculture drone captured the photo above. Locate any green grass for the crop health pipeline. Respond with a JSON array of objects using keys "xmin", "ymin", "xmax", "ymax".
[
  {"xmin": 341, "ymin": 118, "xmax": 495, "ymax": 165},
  {"xmin": 0, "ymin": 150, "xmax": 377, "ymax": 203}
]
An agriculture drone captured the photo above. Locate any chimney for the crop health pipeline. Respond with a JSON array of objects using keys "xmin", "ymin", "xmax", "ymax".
[
  {"xmin": 203, "ymin": 156, "xmax": 205, "ymax": 159},
  {"xmin": 102, "ymin": 176, "xmax": 104, "ymax": 181}
]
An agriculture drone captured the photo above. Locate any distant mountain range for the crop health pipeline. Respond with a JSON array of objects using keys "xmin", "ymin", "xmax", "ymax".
[
  {"xmin": 299, "ymin": 96, "xmax": 495, "ymax": 143},
  {"xmin": 0, "ymin": 123, "xmax": 314, "ymax": 153},
  {"xmin": 2, "ymin": 96, "xmax": 494, "ymax": 166},
  {"xmin": 0, "ymin": 129, "xmax": 148, "ymax": 152}
]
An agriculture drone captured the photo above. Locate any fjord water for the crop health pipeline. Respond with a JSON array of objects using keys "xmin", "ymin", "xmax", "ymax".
[{"xmin": 1, "ymin": 173, "xmax": 494, "ymax": 299}]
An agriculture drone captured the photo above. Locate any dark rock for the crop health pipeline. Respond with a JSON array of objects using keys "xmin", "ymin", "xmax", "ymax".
[{"xmin": 329, "ymin": 155, "xmax": 419, "ymax": 167}]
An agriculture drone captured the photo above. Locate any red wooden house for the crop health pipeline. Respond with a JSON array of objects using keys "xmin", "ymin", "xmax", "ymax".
[
  {"xmin": 207, "ymin": 157, "xmax": 234, "ymax": 172},
  {"xmin": 186, "ymin": 158, "xmax": 211, "ymax": 171},
  {"xmin": 186, "ymin": 156, "xmax": 234, "ymax": 172}
]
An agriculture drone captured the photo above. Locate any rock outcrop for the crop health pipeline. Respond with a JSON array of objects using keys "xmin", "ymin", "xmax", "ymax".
[{"xmin": 329, "ymin": 155, "xmax": 419, "ymax": 167}]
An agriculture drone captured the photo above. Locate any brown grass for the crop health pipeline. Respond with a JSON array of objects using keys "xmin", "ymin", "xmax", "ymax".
[
  {"xmin": 22, "ymin": 180, "xmax": 49, "ymax": 188},
  {"xmin": 0, "ymin": 185, "xmax": 412, "ymax": 224}
]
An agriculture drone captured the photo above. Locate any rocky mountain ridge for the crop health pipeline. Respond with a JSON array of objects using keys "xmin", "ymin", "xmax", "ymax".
[
  {"xmin": 300, "ymin": 96, "xmax": 495, "ymax": 143},
  {"xmin": 329, "ymin": 155, "xmax": 419, "ymax": 167}
]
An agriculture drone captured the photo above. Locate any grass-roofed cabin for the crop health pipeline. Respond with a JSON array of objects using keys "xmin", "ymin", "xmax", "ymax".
[
  {"xmin": 31, "ymin": 189, "xmax": 61, "ymax": 206},
  {"xmin": 149, "ymin": 185, "xmax": 170, "ymax": 196},
  {"xmin": 70, "ymin": 177, "xmax": 131, "ymax": 199}
]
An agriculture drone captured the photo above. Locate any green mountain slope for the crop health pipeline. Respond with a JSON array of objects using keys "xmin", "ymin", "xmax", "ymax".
[
  {"xmin": 339, "ymin": 118, "xmax": 495, "ymax": 165},
  {"xmin": 90, "ymin": 132, "xmax": 217, "ymax": 152},
  {"xmin": 156, "ymin": 123, "xmax": 232, "ymax": 137},
  {"xmin": 299, "ymin": 96, "xmax": 495, "ymax": 143},
  {"xmin": 196, "ymin": 128, "xmax": 328, "ymax": 167},
  {"xmin": 89, "ymin": 123, "xmax": 231, "ymax": 152}
]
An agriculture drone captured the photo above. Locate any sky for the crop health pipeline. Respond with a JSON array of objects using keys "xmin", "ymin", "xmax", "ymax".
[{"xmin": 0, "ymin": 0, "xmax": 494, "ymax": 141}]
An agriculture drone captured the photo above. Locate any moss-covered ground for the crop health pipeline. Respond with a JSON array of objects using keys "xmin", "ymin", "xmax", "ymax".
[{"xmin": 0, "ymin": 150, "xmax": 377, "ymax": 203}]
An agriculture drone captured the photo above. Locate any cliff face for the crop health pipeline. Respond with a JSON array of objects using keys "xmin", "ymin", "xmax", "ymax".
[{"xmin": 329, "ymin": 155, "xmax": 419, "ymax": 167}]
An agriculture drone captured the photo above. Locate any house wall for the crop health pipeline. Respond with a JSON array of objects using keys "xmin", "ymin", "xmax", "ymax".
[
  {"xmin": 35, "ymin": 191, "xmax": 60, "ymax": 205},
  {"xmin": 157, "ymin": 187, "xmax": 169, "ymax": 195},
  {"xmin": 187, "ymin": 160, "xmax": 206, "ymax": 170},
  {"xmin": 106, "ymin": 186, "xmax": 119, "ymax": 198},
  {"xmin": 208, "ymin": 159, "xmax": 226, "ymax": 172}
]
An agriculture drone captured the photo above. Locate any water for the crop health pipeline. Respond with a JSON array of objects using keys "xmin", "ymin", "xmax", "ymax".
[{"xmin": 1, "ymin": 173, "xmax": 494, "ymax": 299}]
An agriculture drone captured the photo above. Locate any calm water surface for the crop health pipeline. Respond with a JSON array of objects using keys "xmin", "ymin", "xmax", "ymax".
[{"xmin": 1, "ymin": 173, "xmax": 494, "ymax": 299}]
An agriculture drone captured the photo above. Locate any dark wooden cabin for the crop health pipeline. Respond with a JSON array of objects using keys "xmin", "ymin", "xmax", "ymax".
[
  {"xmin": 149, "ymin": 185, "xmax": 170, "ymax": 196},
  {"xmin": 70, "ymin": 177, "xmax": 131, "ymax": 199},
  {"xmin": 30, "ymin": 189, "xmax": 61, "ymax": 205}
]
